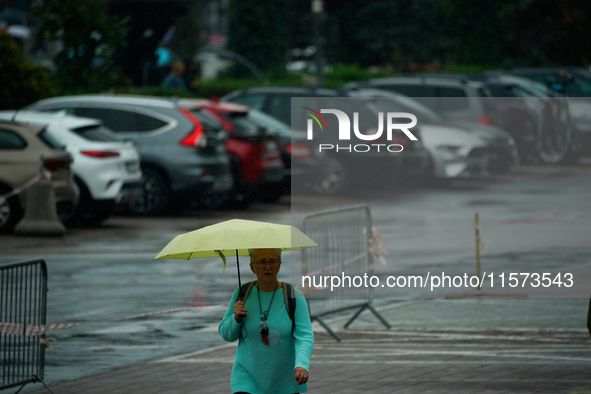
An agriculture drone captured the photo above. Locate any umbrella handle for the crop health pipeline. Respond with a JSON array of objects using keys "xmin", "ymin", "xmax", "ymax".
[{"xmin": 236, "ymin": 249, "xmax": 242, "ymax": 295}]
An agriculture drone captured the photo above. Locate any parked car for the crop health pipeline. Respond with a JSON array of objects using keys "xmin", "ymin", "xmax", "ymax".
[
  {"xmin": 344, "ymin": 88, "xmax": 518, "ymax": 174},
  {"xmin": 25, "ymin": 95, "xmax": 233, "ymax": 215},
  {"xmin": 344, "ymin": 89, "xmax": 492, "ymax": 179},
  {"xmin": 221, "ymin": 86, "xmax": 410, "ymax": 192},
  {"xmin": 487, "ymin": 69, "xmax": 589, "ymax": 159},
  {"xmin": 246, "ymin": 108, "xmax": 344, "ymax": 196},
  {"xmin": 493, "ymin": 67, "xmax": 591, "ymax": 97},
  {"xmin": 0, "ymin": 111, "xmax": 142, "ymax": 226},
  {"xmin": 345, "ymin": 74, "xmax": 573, "ymax": 164},
  {"xmin": 178, "ymin": 99, "xmax": 285, "ymax": 206},
  {"xmin": 0, "ymin": 119, "xmax": 78, "ymax": 232}
]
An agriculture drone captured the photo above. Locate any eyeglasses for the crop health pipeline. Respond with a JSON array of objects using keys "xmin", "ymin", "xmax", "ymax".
[{"xmin": 253, "ymin": 259, "xmax": 280, "ymax": 267}]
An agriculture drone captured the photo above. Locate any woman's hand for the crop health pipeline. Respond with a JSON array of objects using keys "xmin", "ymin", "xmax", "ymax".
[
  {"xmin": 294, "ymin": 367, "xmax": 309, "ymax": 385},
  {"xmin": 233, "ymin": 300, "xmax": 247, "ymax": 323}
]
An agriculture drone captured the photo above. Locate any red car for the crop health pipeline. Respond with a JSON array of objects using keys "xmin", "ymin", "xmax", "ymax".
[{"xmin": 179, "ymin": 99, "xmax": 284, "ymax": 207}]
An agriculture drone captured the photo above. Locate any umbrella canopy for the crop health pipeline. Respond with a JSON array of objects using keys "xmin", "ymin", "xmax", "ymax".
[
  {"xmin": 155, "ymin": 219, "xmax": 317, "ymax": 260},
  {"xmin": 154, "ymin": 219, "xmax": 318, "ymax": 288}
]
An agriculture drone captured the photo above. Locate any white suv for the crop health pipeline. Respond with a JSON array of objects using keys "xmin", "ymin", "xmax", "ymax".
[{"xmin": 0, "ymin": 111, "xmax": 142, "ymax": 226}]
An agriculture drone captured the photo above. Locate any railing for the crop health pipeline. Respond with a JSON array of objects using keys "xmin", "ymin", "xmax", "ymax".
[
  {"xmin": 301, "ymin": 204, "xmax": 390, "ymax": 341},
  {"xmin": 0, "ymin": 259, "xmax": 52, "ymax": 392}
]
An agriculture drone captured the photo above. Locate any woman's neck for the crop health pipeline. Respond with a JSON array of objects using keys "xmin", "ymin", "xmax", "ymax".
[{"xmin": 257, "ymin": 280, "xmax": 280, "ymax": 292}]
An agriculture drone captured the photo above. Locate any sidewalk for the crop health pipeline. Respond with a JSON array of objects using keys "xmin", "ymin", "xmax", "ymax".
[{"xmin": 23, "ymin": 297, "xmax": 591, "ymax": 394}]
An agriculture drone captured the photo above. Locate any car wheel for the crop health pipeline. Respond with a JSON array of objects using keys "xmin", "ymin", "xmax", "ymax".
[
  {"xmin": 535, "ymin": 101, "xmax": 572, "ymax": 164},
  {"xmin": 259, "ymin": 183, "xmax": 288, "ymax": 203},
  {"xmin": 0, "ymin": 186, "xmax": 22, "ymax": 233},
  {"xmin": 63, "ymin": 178, "xmax": 112, "ymax": 227},
  {"xmin": 227, "ymin": 188, "xmax": 254, "ymax": 208},
  {"xmin": 127, "ymin": 167, "xmax": 170, "ymax": 216},
  {"xmin": 312, "ymin": 157, "xmax": 347, "ymax": 195},
  {"xmin": 224, "ymin": 157, "xmax": 254, "ymax": 208}
]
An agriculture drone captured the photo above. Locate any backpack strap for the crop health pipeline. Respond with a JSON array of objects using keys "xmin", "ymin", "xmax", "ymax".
[
  {"xmin": 282, "ymin": 282, "xmax": 297, "ymax": 336},
  {"xmin": 237, "ymin": 281, "xmax": 256, "ymax": 339},
  {"xmin": 238, "ymin": 280, "xmax": 256, "ymax": 301}
]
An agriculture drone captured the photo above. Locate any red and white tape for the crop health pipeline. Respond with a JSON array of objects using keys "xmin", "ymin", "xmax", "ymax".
[
  {"xmin": 1, "ymin": 305, "xmax": 224, "ymax": 337},
  {"xmin": 0, "ymin": 173, "xmax": 44, "ymax": 202}
]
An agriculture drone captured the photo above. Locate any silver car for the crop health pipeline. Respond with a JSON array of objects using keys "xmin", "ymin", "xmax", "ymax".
[
  {"xmin": 346, "ymin": 90, "xmax": 493, "ymax": 180},
  {"xmin": 26, "ymin": 95, "xmax": 233, "ymax": 215}
]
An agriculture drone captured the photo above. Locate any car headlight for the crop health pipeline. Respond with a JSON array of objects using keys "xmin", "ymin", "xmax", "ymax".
[{"xmin": 436, "ymin": 145, "xmax": 462, "ymax": 154}]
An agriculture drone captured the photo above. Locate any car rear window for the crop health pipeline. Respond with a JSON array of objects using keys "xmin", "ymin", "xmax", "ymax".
[
  {"xmin": 248, "ymin": 109, "xmax": 291, "ymax": 138},
  {"xmin": 0, "ymin": 129, "xmax": 27, "ymax": 149},
  {"xmin": 230, "ymin": 94, "xmax": 267, "ymax": 110},
  {"xmin": 189, "ymin": 109, "xmax": 224, "ymax": 131},
  {"xmin": 78, "ymin": 107, "xmax": 168, "ymax": 132},
  {"xmin": 222, "ymin": 113, "xmax": 265, "ymax": 137},
  {"xmin": 38, "ymin": 128, "xmax": 65, "ymax": 149},
  {"xmin": 72, "ymin": 125, "xmax": 122, "ymax": 141}
]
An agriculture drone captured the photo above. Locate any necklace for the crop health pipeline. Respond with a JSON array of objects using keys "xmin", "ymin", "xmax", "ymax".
[{"xmin": 257, "ymin": 281, "xmax": 278, "ymax": 345}]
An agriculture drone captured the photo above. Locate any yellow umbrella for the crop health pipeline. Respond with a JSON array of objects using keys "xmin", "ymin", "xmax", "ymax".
[{"xmin": 154, "ymin": 219, "xmax": 318, "ymax": 288}]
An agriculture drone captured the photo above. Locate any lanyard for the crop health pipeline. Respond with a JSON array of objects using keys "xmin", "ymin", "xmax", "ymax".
[{"xmin": 258, "ymin": 282, "xmax": 278, "ymax": 323}]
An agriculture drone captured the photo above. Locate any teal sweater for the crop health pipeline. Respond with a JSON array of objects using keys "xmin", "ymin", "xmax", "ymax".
[{"xmin": 219, "ymin": 285, "xmax": 314, "ymax": 394}]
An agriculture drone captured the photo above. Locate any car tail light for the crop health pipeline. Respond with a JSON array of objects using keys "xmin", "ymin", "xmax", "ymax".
[
  {"xmin": 43, "ymin": 157, "xmax": 72, "ymax": 172},
  {"xmin": 179, "ymin": 107, "xmax": 207, "ymax": 148},
  {"xmin": 286, "ymin": 143, "xmax": 314, "ymax": 160},
  {"xmin": 479, "ymin": 116, "xmax": 496, "ymax": 126},
  {"xmin": 80, "ymin": 150, "xmax": 120, "ymax": 158}
]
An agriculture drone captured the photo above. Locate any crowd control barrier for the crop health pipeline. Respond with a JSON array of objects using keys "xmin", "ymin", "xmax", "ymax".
[
  {"xmin": 0, "ymin": 259, "xmax": 53, "ymax": 393},
  {"xmin": 301, "ymin": 204, "xmax": 390, "ymax": 341}
]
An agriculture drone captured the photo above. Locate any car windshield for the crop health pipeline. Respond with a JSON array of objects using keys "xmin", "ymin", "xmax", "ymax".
[
  {"xmin": 367, "ymin": 97, "xmax": 442, "ymax": 123},
  {"xmin": 564, "ymin": 73, "xmax": 591, "ymax": 96},
  {"xmin": 248, "ymin": 109, "xmax": 291, "ymax": 138},
  {"xmin": 521, "ymin": 70, "xmax": 591, "ymax": 96},
  {"xmin": 514, "ymin": 79, "xmax": 556, "ymax": 97},
  {"xmin": 72, "ymin": 125, "xmax": 122, "ymax": 142}
]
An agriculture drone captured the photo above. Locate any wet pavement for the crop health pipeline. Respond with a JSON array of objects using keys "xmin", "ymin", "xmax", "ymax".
[
  {"xmin": 20, "ymin": 297, "xmax": 591, "ymax": 393},
  {"xmin": 2, "ymin": 162, "xmax": 591, "ymax": 393}
]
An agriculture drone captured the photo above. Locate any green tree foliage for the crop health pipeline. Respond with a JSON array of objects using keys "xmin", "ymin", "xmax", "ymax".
[
  {"xmin": 440, "ymin": 0, "xmax": 514, "ymax": 65},
  {"xmin": 32, "ymin": 0, "xmax": 128, "ymax": 92},
  {"xmin": 0, "ymin": 32, "xmax": 53, "ymax": 109},
  {"xmin": 441, "ymin": 0, "xmax": 591, "ymax": 67},
  {"xmin": 326, "ymin": 0, "xmax": 450, "ymax": 68},
  {"xmin": 507, "ymin": 0, "xmax": 591, "ymax": 66},
  {"xmin": 226, "ymin": 0, "xmax": 591, "ymax": 77},
  {"xmin": 227, "ymin": 0, "xmax": 299, "ymax": 74}
]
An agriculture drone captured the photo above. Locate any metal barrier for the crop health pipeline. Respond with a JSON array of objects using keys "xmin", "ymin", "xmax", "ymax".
[
  {"xmin": 1, "ymin": 259, "xmax": 53, "ymax": 393},
  {"xmin": 301, "ymin": 205, "xmax": 390, "ymax": 341}
]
